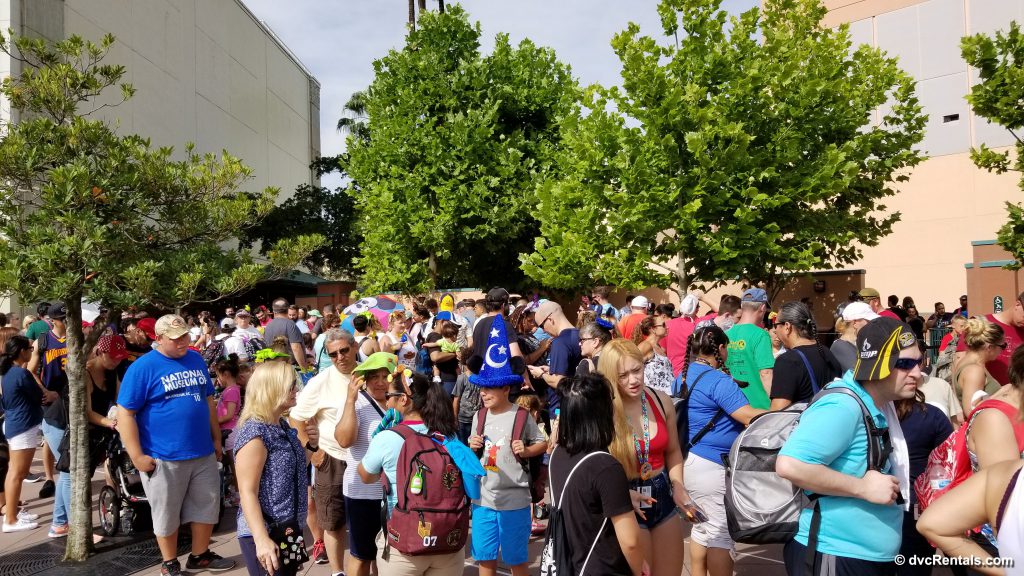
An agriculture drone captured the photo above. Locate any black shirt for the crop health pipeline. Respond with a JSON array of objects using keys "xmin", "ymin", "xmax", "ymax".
[
  {"xmin": 907, "ymin": 316, "xmax": 925, "ymax": 341},
  {"xmin": 770, "ymin": 344, "xmax": 843, "ymax": 404},
  {"xmin": 426, "ymin": 333, "xmax": 459, "ymax": 382},
  {"xmin": 548, "ymin": 449, "xmax": 634, "ymax": 575}
]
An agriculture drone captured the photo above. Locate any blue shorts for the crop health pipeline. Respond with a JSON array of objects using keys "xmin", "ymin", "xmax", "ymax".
[
  {"xmin": 632, "ymin": 470, "xmax": 677, "ymax": 530},
  {"xmin": 345, "ymin": 497, "xmax": 382, "ymax": 561},
  {"xmin": 470, "ymin": 505, "xmax": 531, "ymax": 565}
]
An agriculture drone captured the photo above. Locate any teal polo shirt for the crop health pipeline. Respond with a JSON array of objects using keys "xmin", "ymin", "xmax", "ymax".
[{"xmin": 779, "ymin": 373, "xmax": 902, "ymax": 562}]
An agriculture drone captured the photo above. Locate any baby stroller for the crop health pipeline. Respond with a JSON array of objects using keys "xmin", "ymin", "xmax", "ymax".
[{"xmin": 97, "ymin": 431, "xmax": 151, "ymax": 536}]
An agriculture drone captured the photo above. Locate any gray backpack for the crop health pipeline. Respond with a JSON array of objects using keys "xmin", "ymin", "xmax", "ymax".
[{"xmin": 722, "ymin": 384, "xmax": 889, "ymax": 548}]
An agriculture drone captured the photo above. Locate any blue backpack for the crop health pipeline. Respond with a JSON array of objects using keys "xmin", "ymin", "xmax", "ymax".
[{"xmin": 415, "ymin": 346, "xmax": 433, "ymax": 376}]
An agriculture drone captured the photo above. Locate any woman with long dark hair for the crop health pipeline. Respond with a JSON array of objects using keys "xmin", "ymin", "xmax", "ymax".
[
  {"xmin": 678, "ymin": 326, "xmax": 763, "ymax": 576},
  {"xmin": 1, "ymin": 335, "xmax": 42, "ymax": 532},
  {"xmin": 769, "ymin": 301, "xmax": 842, "ymax": 410},
  {"xmin": 358, "ymin": 372, "xmax": 463, "ymax": 576},
  {"xmin": 550, "ymin": 372, "xmax": 644, "ymax": 575}
]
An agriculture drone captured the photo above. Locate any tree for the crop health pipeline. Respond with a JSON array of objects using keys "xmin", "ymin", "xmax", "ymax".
[
  {"xmin": 336, "ymin": 90, "xmax": 369, "ymax": 142},
  {"xmin": 521, "ymin": 0, "xmax": 925, "ymax": 299},
  {"xmin": 345, "ymin": 6, "xmax": 579, "ymax": 293},
  {"xmin": 0, "ymin": 33, "xmax": 321, "ymax": 560},
  {"xmin": 240, "ymin": 155, "xmax": 358, "ymax": 278},
  {"xmin": 962, "ymin": 22, "xmax": 1024, "ymax": 265}
]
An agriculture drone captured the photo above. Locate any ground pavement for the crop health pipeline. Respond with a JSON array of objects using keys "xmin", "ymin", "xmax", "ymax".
[{"xmin": 0, "ymin": 445, "xmax": 946, "ymax": 576}]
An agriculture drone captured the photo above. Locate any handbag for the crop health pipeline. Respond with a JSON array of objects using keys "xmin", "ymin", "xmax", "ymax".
[{"xmin": 262, "ymin": 420, "xmax": 309, "ymax": 569}]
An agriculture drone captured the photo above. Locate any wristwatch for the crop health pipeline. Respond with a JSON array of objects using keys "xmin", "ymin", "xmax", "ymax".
[{"xmin": 305, "ymin": 442, "xmax": 319, "ymax": 453}]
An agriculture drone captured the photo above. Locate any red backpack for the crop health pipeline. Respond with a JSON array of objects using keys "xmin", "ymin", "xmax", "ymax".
[
  {"xmin": 915, "ymin": 399, "xmax": 1024, "ymax": 512},
  {"xmin": 382, "ymin": 425, "xmax": 469, "ymax": 556}
]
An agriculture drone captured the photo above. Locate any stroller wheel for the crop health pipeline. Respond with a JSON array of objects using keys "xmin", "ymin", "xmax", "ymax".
[{"xmin": 98, "ymin": 486, "xmax": 120, "ymax": 536}]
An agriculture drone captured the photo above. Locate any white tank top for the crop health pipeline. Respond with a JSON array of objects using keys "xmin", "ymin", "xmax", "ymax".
[{"xmin": 998, "ymin": 466, "xmax": 1024, "ymax": 576}]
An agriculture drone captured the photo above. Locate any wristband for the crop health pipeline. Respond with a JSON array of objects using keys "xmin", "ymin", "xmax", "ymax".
[{"xmin": 305, "ymin": 442, "xmax": 319, "ymax": 452}]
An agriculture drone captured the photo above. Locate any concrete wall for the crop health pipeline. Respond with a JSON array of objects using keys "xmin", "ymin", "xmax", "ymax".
[{"xmin": 827, "ymin": 0, "xmax": 1022, "ymax": 314}]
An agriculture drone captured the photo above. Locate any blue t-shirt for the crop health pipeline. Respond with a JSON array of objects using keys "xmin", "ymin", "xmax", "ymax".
[
  {"xmin": 1, "ymin": 366, "xmax": 44, "ymax": 439},
  {"xmin": 684, "ymin": 363, "xmax": 749, "ymax": 464},
  {"xmin": 546, "ymin": 328, "xmax": 581, "ymax": 413},
  {"xmin": 117, "ymin": 349, "xmax": 216, "ymax": 461},
  {"xmin": 361, "ymin": 423, "xmax": 429, "ymax": 514},
  {"xmin": 779, "ymin": 374, "xmax": 902, "ymax": 562}
]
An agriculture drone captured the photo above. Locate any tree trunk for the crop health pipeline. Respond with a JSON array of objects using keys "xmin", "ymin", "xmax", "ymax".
[
  {"xmin": 438, "ymin": 0, "xmax": 445, "ymax": 13},
  {"xmin": 417, "ymin": 0, "xmax": 427, "ymax": 11},
  {"xmin": 428, "ymin": 251, "xmax": 438, "ymax": 289},
  {"xmin": 408, "ymin": 0, "xmax": 415, "ymax": 29},
  {"xmin": 676, "ymin": 251, "xmax": 688, "ymax": 303},
  {"xmin": 62, "ymin": 296, "xmax": 92, "ymax": 561}
]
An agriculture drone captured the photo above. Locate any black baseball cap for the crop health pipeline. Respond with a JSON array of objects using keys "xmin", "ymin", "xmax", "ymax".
[
  {"xmin": 486, "ymin": 287, "xmax": 510, "ymax": 303},
  {"xmin": 47, "ymin": 302, "xmax": 67, "ymax": 320},
  {"xmin": 853, "ymin": 317, "xmax": 918, "ymax": 381}
]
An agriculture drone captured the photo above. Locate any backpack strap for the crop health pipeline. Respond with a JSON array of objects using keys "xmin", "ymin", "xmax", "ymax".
[
  {"xmin": 35, "ymin": 333, "xmax": 49, "ymax": 379},
  {"xmin": 549, "ymin": 447, "xmax": 610, "ymax": 576},
  {"xmin": 793, "ymin": 348, "xmax": 820, "ymax": 394},
  {"xmin": 683, "ymin": 370, "xmax": 723, "ymax": 449},
  {"xmin": 473, "ymin": 407, "xmax": 489, "ymax": 457},
  {"xmin": 510, "ymin": 406, "xmax": 530, "ymax": 466}
]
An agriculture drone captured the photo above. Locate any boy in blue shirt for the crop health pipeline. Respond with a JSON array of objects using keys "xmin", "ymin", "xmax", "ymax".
[{"xmin": 777, "ymin": 317, "xmax": 920, "ymax": 576}]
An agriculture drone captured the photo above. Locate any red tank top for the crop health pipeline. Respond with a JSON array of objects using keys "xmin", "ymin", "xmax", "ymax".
[{"xmin": 638, "ymin": 390, "xmax": 669, "ymax": 471}]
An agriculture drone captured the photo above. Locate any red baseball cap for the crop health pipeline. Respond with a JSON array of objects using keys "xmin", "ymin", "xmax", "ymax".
[
  {"xmin": 96, "ymin": 334, "xmax": 129, "ymax": 361},
  {"xmin": 136, "ymin": 317, "xmax": 157, "ymax": 341}
]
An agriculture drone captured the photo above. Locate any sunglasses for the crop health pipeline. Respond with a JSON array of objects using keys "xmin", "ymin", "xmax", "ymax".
[
  {"xmin": 385, "ymin": 392, "xmax": 407, "ymax": 400},
  {"xmin": 327, "ymin": 347, "xmax": 351, "ymax": 358},
  {"xmin": 893, "ymin": 357, "xmax": 923, "ymax": 370}
]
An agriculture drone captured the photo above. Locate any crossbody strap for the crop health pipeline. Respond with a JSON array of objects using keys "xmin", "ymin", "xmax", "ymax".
[
  {"xmin": 793, "ymin": 348, "xmax": 820, "ymax": 394},
  {"xmin": 360, "ymin": 389, "xmax": 386, "ymax": 418},
  {"xmin": 683, "ymin": 370, "xmax": 721, "ymax": 448}
]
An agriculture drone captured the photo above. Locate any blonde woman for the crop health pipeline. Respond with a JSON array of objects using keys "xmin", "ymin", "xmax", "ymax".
[
  {"xmin": 598, "ymin": 339, "xmax": 686, "ymax": 576},
  {"xmin": 379, "ymin": 311, "xmax": 417, "ymax": 370},
  {"xmin": 234, "ymin": 362, "xmax": 319, "ymax": 576},
  {"xmin": 954, "ymin": 318, "xmax": 1005, "ymax": 414}
]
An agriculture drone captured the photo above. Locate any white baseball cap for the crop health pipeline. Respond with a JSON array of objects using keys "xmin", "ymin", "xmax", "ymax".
[
  {"xmin": 631, "ymin": 295, "xmax": 650, "ymax": 309},
  {"xmin": 842, "ymin": 301, "xmax": 879, "ymax": 322}
]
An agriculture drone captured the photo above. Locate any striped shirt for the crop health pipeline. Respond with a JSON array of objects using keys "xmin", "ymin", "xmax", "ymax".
[{"xmin": 343, "ymin": 392, "xmax": 386, "ymax": 500}]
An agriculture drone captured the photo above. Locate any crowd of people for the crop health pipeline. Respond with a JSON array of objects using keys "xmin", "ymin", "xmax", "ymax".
[{"xmin": 0, "ymin": 285, "xmax": 1022, "ymax": 576}]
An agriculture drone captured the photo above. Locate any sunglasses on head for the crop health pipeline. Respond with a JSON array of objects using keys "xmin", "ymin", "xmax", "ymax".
[
  {"xmin": 327, "ymin": 347, "xmax": 351, "ymax": 358},
  {"xmin": 893, "ymin": 357, "xmax": 923, "ymax": 370}
]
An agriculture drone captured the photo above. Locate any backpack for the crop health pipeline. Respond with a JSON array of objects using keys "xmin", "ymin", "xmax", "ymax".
[
  {"xmin": 933, "ymin": 332, "xmax": 958, "ymax": 382},
  {"xmin": 914, "ymin": 399, "xmax": 1024, "ymax": 513},
  {"xmin": 381, "ymin": 425, "xmax": 469, "ymax": 556},
  {"xmin": 540, "ymin": 448, "xmax": 609, "ymax": 576},
  {"xmin": 722, "ymin": 385, "xmax": 890, "ymax": 548},
  {"xmin": 202, "ymin": 338, "xmax": 227, "ymax": 368},
  {"xmin": 415, "ymin": 346, "xmax": 433, "ymax": 376},
  {"xmin": 671, "ymin": 369, "xmax": 721, "ymax": 460},
  {"xmin": 242, "ymin": 334, "xmax": 266, "ymax": 362},
  {"xmin": 474, "ymin": 406, "xmax": 545, "ymax": 503}
]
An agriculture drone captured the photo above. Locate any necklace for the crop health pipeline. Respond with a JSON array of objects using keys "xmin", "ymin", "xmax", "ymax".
[
  {"xmin": 628, "ymin": 392, "xmax": 653, "ymax": 480},
  {"xmin": 695, "ymin": 357, "xmax": 714, "ymax": 367}
]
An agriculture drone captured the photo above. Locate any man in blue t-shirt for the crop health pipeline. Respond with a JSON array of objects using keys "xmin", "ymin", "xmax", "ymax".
[
  {"xmin": 777, "ymin": 317, "xmax": 920, "ymax": 575},
  {"xmin": 528, "ymin": 300, "xmax": 581, "ymax": 413},
  {"xmin": 117, "ymin": 315, "xmax": 234, "ymax": 576}
]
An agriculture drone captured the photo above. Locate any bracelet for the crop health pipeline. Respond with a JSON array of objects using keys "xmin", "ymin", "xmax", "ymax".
[{"xmin": 305, "ymin": 442, "xmax": 319, "ymax": 452}]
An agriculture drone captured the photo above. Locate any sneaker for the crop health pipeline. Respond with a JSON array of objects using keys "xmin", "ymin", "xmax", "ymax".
[
  {"xmin": 2, "ymin": 518, "xmax": 39, "ymax": 533},
  {"xmin": 185, "ymin": 550, "xmax": 235, "ymax": 572},
  {"xmin": 17, "ymin": 509, "xmax": 39, "ymax": 522},
  {"xmin": 47, "ymin": 524, "xmax": 68, "ymax": 538},
  {"xmin": 38, "ymin": 479, "xmax": 55, "ymax": 499},
  {"xmin": 312, "ymin": 539, "xmax": 329, "ymax": 564},
  {"xmin": 22, "ymin": 473, "xmax": 42, "ymax": 483},
  {"xmin": 160, "ymin": 559, "xmax": 183, "ymax": 576}
]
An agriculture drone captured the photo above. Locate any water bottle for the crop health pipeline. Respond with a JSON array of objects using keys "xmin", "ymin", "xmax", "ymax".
[
  {"xmin": 926, "ymin": 464, "xmax": 951, "ymax": 491},
  {"xmin": 410, "ymin": 468, "xmax": 424, "ymax": 495}
]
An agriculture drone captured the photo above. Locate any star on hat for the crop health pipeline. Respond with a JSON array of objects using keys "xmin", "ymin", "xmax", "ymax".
[{"xmin": 470, "ymin": 315, "xmax": 522, "ymax": 388}]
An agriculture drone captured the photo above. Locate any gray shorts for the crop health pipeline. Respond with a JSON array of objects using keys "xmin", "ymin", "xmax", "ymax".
[{"xmin": 140, "ymin": 453, "xmax": 220, "ymax": 537}]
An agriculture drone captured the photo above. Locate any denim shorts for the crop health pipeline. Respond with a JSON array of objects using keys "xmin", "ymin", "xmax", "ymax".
[{"xmin": 632, "ymin": 470, "xmax": 676, "ymax": 530}]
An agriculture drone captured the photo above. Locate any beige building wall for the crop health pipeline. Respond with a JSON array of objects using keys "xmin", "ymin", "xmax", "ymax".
[{"xmin": 826, "ymin": 0, "xmax": 1022, "ymax": 314}]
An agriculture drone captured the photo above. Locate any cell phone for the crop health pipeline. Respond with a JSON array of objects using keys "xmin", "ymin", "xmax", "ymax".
[{"xmin": 679, "ymin": 502, "xmax": 708, "ymax": 523}]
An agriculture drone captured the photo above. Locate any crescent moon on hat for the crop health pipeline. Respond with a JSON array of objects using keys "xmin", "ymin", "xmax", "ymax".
[{"xmin": 485, "ymin": 344, "xmax": 508, "ymax": 369}]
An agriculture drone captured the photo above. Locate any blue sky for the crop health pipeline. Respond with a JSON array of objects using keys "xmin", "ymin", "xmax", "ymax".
[{"xmin": 242, "ymin": 0, "xmax": 759, "ymax": 186}]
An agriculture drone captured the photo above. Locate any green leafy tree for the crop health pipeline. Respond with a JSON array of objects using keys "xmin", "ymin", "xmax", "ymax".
[
  {"xmin": 522, "ymin": 0, "xmax": 925, "ymax": 298},
  {"xmin": 241, "ymin": 155, "xmax": 358, "ymax": 278},
  {"xmin": 962, "ymin": 22, "xmax": 1024, "ymax": 264},
  {"xmin": 345, "ymin": 6, "xmax": 579, "ymax": 293},
  {"xmin": 0, "ymin": 33, "xmax": 321, "ymax": 560}
]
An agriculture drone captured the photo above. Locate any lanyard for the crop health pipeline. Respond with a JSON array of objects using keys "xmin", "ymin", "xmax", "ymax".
[{"xmin": 629, "ymin": 392, "xmax": 653, "ymax": 480}]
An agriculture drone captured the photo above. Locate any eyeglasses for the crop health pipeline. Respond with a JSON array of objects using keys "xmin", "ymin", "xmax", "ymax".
[
  {"xmin": 893, "ymin": 357, "xmax": 923, "ymax": 370},
  {"xmin": 385, "ymin": 392, "xmax": 407, "ymax": 400},
  {"xmin": 327, "ymin": 347, "xmax": 351, "ymax": 358},
  {"xmin": 580, "ymin": 336, "xmax": 599, "ymax": 344}
]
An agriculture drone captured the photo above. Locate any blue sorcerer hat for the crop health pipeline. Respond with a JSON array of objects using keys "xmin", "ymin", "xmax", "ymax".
[{"xmin": 469, "ymin": 314, "xmax": 522, "ymax": 388}]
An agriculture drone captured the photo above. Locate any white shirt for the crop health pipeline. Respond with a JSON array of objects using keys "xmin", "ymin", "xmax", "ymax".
[
  {"xmin": 291, "ymin": 367, "xmax": 351, "ymax": 461},
  {"xmin": 235, "ymin": 326, "xmax": 262, "ymax": 340},
  {"xmin": 342, "ymin": 392, "xmax": 386, "ymax": 500}
]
